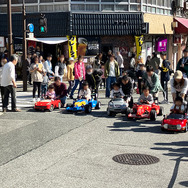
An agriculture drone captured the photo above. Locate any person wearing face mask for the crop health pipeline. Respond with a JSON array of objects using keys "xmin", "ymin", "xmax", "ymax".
[{"xmin": 86, "ymin": 65, "xmax": 103, "ymax": 98}]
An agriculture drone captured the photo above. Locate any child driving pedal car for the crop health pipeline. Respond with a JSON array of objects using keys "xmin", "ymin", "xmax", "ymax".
[
  {"xmin": 78, "ymin": 81, "xmax": 91, "ymax": 101},
  {"xmin": 46, "ymin": 84, "xmax": 56, "ymax": 100},
  {"xmin": 110, "ymin": 82, "xmax": 125, "ymax": 99},
  {"xmin": 138, "ymin": 86, "xmax": 154, "ymax": 105},
  {"xmin": 170, "ymin": 97, "xmax": 185, "ymax": 114}
]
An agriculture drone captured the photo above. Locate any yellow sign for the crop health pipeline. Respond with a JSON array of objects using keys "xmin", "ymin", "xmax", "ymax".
[
  {"xmin": 67, "ymin": 35, "xmax": 77, "ymax": 59},
  {"xmin": 135, "ymin": 35, "xmax": 144, "ymax": 57}
]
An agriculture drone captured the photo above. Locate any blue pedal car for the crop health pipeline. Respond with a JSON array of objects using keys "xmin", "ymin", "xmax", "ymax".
[{"xmin": 66, "ymin": 98, "xmax": 101, "ymax": 113}]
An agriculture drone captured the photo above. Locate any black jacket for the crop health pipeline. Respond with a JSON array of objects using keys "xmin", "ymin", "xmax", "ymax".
[
  {"xmin": 86, "ymin": 69, "xmax": 103, "ymax": 90},
  {"xmin": 118, "ymin": 77, "xmax": 133, "ymax": 98},
  {"xmin": 159, "ymin": 60, "xmax": 170, "ymax": 81}
]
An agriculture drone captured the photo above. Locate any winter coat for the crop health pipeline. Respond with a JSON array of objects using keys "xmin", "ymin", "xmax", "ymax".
[{"xmin": 74, "ymin": 61, "xmax": 86, "ymax": 80}]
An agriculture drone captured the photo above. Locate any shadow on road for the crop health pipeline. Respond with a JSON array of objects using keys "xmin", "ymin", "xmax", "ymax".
[{"xmin": 151, "ymin": 141, "xmax": 188, "ymax": 188}]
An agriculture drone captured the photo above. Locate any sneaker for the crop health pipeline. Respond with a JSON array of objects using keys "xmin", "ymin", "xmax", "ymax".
[
  {"xmin": 37, "ymin": 98, "xmax": 40, "ymax": 102},
  {"xmin": 160, "ymin": 100, "xmax": 168, "ymax": 104},
  {"xmin": 12, "ymin": 109, "xmax": 21, "ymax": 112},
  {"xmin": 32, "ymin": 98, "xmax": 36, "ymax": 102}
]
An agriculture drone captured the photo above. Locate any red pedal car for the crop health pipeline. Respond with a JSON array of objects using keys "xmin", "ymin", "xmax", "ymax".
[
  {"xmin": 161, "ymin": 114, "xmax": 187, "ymax": 133},
  {"xmin": 127, "ymin": 103, "xmax": 164, "ymax": 121},
  {"xmin": 34, "ymin": 99, "xmax": 61, "ymax": 112}
]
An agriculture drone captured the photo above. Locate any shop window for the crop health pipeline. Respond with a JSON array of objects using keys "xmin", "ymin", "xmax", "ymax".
[
  {"xmin": 25, "ymin": 0, "xmax": 38, "ymax": 3},
  {"xmin": 147, "ymin": 0, "xmax": 152, "ymax": 4},
  {"xmin": 115, "ymin": 0, "xmax": 128, "ymax": 2},
  {"xmin": 157, "ymin": 0, "xmax": 162, "ymax": 6},
  {"xmin": 86, "ymin": 4, "xmax": 99, "ymax": 11},
  {"xmin": 40, "ymin": 5, "xmax": 53, "ymax": 12},
  {"xmin": 0, "ymin": 0, "xmax": 6, "ymax": 5},
  {"xmin": 0, "ymin": 7, "xmax": 6, "ymax": 13},
  {"xmin": 116, "ymin": 5, "xmax": 128, "ymax": 11},
  {"xmin": 101, "ymin": 4, "xmax": 114, "ymax": 11},
  {"xmin": 151, "ymin": 7, "xmax": 156, "ymax": 13},
  {"xmin": 71, "ymin": 0, "xmax": 84, "ymax": 1},
  {"xmin": 71, "ymin": 4, "xmax": 85, "ymax": 10},
  {"xmin": 143, "ymin": 0, "xmax": 147, "ymax": 3},
  {"xmin": 156, "ymin": 8, "xmax": 161, "ymax": 13},
  {"xmin": 101, "ymin": 0, "xmax": 114, "ymax": 2},
  {"xmin": 55, "ymin": 0, "xmax": 69, "ymax": 1},
  {"xmin": 54, "ymin": 4, "xmax": 69, "ymax": 11},
  {"xmin": 86, "ymin": 0, "xmax": 99, "ymax": 1},
  {"xmin": 40, "ymin": 0, "xmax": 53, "ymax": 2},
  {"xmin": 12, "ymin": 6, "xmax": 22, "ymax": 12},
  {"xmin": 26, "ymin": 6, "xmax": 38, "ymax": 12},
  {"xmin": 130, "ymin": 0, "xmax": 141, "ymax": 3},
  {"xmin": 11, "ymin": 0, "xmax": 23, "ymax": 4},
  {"xmin": 147, "ymin": 6, "xmax": 151, "ymax": 12},
  {"xmin": 152, "ymin": 0, "xmax": 156, "ymax": 5},
  {"xmin": 143, "ymin": 5, "xmax": 147, "ymax": 12},
  {"xmin": 130, "ymin": 5, "xmax": 140, "ymax": 11}
]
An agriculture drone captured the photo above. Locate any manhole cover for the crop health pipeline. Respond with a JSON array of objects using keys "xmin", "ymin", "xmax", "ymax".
[{"xmin": 113, "ymin": 153, "xmax": 159, "ymax": 165}]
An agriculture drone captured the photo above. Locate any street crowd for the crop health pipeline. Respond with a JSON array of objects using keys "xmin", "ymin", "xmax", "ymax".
[{"xmin": 0, "ymin": 47, "xmax": 188, "ymax": 113}]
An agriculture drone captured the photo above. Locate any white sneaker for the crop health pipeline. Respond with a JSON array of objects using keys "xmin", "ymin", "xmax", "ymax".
[
  {"xmin": 37, "ymin": 98, "xmax": 40, "ymax": 102},
  {"xmin": 160, "ymin": 100, "xmax": 168, "ymax": 104},
  {"xmin": 32, "ymin": 98, "xmax": 36, "ymax": 102}
]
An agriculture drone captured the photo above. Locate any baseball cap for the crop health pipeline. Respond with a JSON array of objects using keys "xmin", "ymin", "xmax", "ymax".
[
  {"xmin": 86, "ymin": 65, "xmax": 92, "ymax": 70},
  {"xmin": 174, "ymin": 70, "xmax": 183, "ymax": 80},
  {"xmin": 69, "ymin": 57, "xmax": 74, "ymax": 61}
]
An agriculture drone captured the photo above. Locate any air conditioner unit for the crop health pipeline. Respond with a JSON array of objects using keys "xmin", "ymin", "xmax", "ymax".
[{"xmin": 176, "ymin": 0, "xmax": 185, "ymax": 8}]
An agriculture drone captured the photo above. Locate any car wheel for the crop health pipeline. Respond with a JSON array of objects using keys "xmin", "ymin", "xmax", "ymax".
[
  {"xmin": 66, "ymin": 103, "xmax": 73, "ymax": 108},
  {"xmin": 183, "ymin": 124, "xmax": 188, "ymax": 133},
  {"xmin": 49, "ymin": 105, "xmax": 54, "ymax": 112},
  {"xmin": 161, "ymin": 127, "xmax": 165, "ymax": 131},
  {"xmin": 107, "ymin": 108, "xmax": 113, "ymax": 116},
  {"xmin": 58, "ymin": 102, "xmax": 61, "ymax": 109},
  {"xmin": 85, "ymin": 104, "xmax": 92, "ymax": 114},
  {"xmin": 95, "ymin": 101, "xmax": 101, "ymax": 109},
  {"xmin": 34, "ymin": 108, "xmax": 40, "ymax": 112},
  {"xmin": 150, "ymin": 110, "xmax": 157, "ymax": 121},
  {"xmin": 159, "ymin": 107, "xmax": 164, "ymax": 116}
]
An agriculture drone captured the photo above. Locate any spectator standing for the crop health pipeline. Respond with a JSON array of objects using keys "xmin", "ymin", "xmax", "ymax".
[
  {"xmin": 0, "ymin": 58, "xmax": 7, "ymax": 105},
  {"xmin": 145, "ymin": 55, "xmax": 151, "ymax": 67},
  {"xmin": 105, "ymin": 55, "xmax": 120, "ymax": 98},
  {"xmin": 116, "ymin": 51, "xmax": 124, "ymax": 76},
  {"xmin": 93, "ymin": 53, "xmax": 103, "ymax": 70},
  {"xmin": 70, "ymin": 56, "xmax": 86, "ymax": 99},
  {"xmin": 30, "ymin": 56, "xmax": 44, "ymax": 102},
  {"xmin": 136, "ymin": 64, "xmax": 145, "ymax": 95},
  {"xmin": 44, "ymin": 54, "xmax": 54, "ymax": 77},
  {"xmin": 159, "ymin": 52, "xmax": 171, "ymax": 104},
  {"xmin": 53, "ymin": 77, "xmax": 67, "ymax": 107},
  {"xmin": 67, "ymin": 57, "xmax": 75, "ymax": 95},
  {"xmin": 170, "ymin": 71, "xmax": 188, "ymax": 102},
  {"xmin": 41, "ymin": 71, "xmax": 49, "ymax": 98},
  {"xmin": 177, "ymin": 48, "xmax": 188, "ymax": 78},
  {"xmin": 129, "ymin": 53, "xmax": 136, "ymax": 71},
  {"xmin": 147, "ymin": 52, "xmax": 160, "ymax": 74},
  {"xmin": 100, "ymin": 64, "xmax": 106, "ymax": 89},
  {"xmin": 1, "ymin": 55, "xmax": 20, "ymax": 112},
  {"xmin": 55, "ymin": 55, "xmax": 67, "ymax": 82}
]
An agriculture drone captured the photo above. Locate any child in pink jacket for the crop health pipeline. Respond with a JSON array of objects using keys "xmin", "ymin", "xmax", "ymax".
[{"xmin": 70, "ymin": 55, "xmax": 86, "ymax": 99}]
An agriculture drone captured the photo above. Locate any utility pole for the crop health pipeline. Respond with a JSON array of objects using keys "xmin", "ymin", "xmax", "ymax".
[
  {"xmin": 22, "ymin": 0, "xmax": 27, "ymax": 91},
  {"xmin": 7, "ymin": 0, "xmax": 13, "ymax": 59}
]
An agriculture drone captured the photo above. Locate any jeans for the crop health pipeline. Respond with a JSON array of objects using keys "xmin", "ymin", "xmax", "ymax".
[
  {"xmin": 161, "ymin": 80, "xmax": 168, "ymax": 101},
  {"xmin": 70, "ymin": 79, "xmax": 82, "ymax": 97},
  {"xmin": 0, "ymin": 86, "xmax": 4, "ymax": 104},
  {"xmin": 3, "ymin": 85, "xmax": 16, "ymax": 110},
  {"xmin": 60, "ymin": 96, "xmax": 67, "ymax": 105},
  {"xmin": 106, "ymin": 76, "xmax": 116, "ymax": 97},
  {"xmin": 119, "ymin": 68, "xmax": 124, "ymax": 76},
  {"xmin": 68, "ymin": 80, "xmax": 74, "ymax": 94},
  {"xmin": 41, "ymin": 84, "xmax": 48, "ymax": 98},
  {"xmin": 33, "ymin": 82, "xmax": 41, "ymax": 98}
]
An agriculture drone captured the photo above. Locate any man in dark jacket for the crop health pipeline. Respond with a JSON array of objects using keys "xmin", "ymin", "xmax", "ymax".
[
  {"xmin": 86, "ymin": 65, "xmax": 103, "ymax": 98},
  {"xmin": 118, "ymin": 75, "xmax": 134, "ymax": 107},
  {"xmin": 159, "ymin": 52, "xmax": 170, "ymax": 104},
  {"xmin": 53, "ymin": 77, "xmax": 67, "ymax": 107}
]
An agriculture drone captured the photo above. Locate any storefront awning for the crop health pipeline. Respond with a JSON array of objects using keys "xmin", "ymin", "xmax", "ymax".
[
  {"xmin": 26, "ymin": 37, "xmax": 68, "ymax": 44},
  {"xmin": 175, "ymin": 17, "xmax": 188, "ymax": 34}
]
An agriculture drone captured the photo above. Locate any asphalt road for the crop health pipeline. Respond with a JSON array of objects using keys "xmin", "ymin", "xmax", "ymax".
[{"xmin": 0, "ymin": 91, "xmax": 188, "ymax": 188}]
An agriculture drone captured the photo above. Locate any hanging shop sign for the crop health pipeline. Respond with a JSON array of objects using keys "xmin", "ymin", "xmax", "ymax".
[
  {"xmin": 173, "ymin": 35, "xmax": 182, "ymax": 44},
  {"xmin": 67, "ymin": 35, "xmax": 77, "ymax": 59},
  {"xmin": 78, "ymin": 37, "xmax": 99, "ymax": 56},
  {"xmin": 0, "ymin": 37, "xmax": 5, "ymax": 47},
  {"xmin": 156, "ymin": 38, "xmax": 167, "ymax": 52},
  {"xmin": 135, "ymin": 35, "xmax": 144, "ymax": 57}
]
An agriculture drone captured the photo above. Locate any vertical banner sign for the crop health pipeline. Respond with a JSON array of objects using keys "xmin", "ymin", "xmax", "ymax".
[
  {"xmin": 135, "ymin": 35, "xmax": 144, "ymax": 57},
  {"xmin": 67, "ymin": 35, "xmax": 77, "ymax": 59}
]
